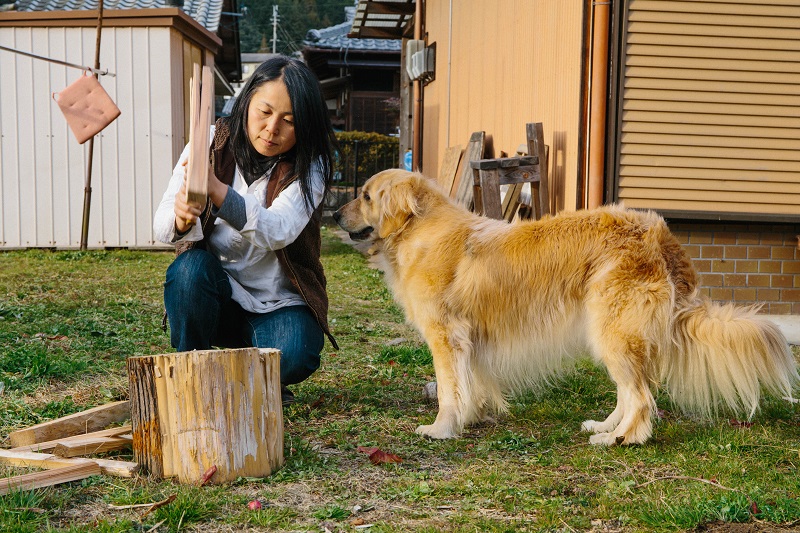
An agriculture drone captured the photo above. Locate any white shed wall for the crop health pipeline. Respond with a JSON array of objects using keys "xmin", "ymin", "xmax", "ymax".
[{"xmin": 0, "ymin": 25, "xmax": 181, "ymax": 249}]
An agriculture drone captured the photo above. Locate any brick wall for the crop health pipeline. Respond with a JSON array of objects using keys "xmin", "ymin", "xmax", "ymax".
[{"xmin": 668, "ymin": 221, "xmax": 800, "ymax": 315}]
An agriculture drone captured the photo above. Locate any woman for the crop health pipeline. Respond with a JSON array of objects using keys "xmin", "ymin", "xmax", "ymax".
[{"xmin": 153, "ymin": 56, "xmax": 338, "ymax": 405}]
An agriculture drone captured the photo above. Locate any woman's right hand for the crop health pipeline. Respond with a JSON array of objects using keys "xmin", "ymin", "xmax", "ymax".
[{"xmin": 174, "ymin": 162, "xmax": 204, "ymax": 233}]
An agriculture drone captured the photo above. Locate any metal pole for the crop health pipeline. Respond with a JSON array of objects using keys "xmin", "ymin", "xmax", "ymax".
[
  {"xmin": 353, "ymin": 140, "xmax": 360, "ymax": 201},
  {"xmin": 271, "ymin": 5, "xmax": 278, "ymax": 54},
  {"xmin": 80, "ymin": 0, "xmax": 104, "ymax": 250}
]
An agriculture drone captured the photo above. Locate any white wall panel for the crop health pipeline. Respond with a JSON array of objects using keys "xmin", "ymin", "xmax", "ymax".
[{"xmin": 0, "ymin": 24, "xmax": 178, "ymax": 248}]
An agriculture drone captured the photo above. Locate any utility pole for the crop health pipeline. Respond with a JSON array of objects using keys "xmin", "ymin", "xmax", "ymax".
[{"xmin": 271, "ymin": 5, "xmax": 279, "ymax": 54}]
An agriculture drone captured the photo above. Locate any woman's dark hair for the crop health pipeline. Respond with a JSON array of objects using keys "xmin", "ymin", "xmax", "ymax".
[{"xmin": 224, "ymin": 56, "xmax": 336, "ymax": 212}]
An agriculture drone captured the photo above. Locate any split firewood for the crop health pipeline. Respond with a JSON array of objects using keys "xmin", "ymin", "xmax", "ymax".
[
  {"xmin": 52, "ymin": 435, "xmax": 132, "ymax": 458},
  {"xmin": 11, "ymin": 425, "xmax": 132, "ymax": 453},
  {"xmin": 0, "ymin": 449, "xmax": 138, "ymax": 478},
  {"xmin": 0, "ymin": 462, "xmax": 101, "ymax": 495},
  {"xmin": 8, "ymin": 401, "xmax": 130, "ymax": 447},
  {"xmin": 185, "ymin": 64, "xmax": 213, "ymax": 209}
]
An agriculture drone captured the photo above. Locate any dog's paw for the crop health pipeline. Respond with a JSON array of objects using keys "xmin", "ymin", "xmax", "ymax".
[
  {"xmin": 581, "ymin": 419, "xmax": 611, "ymax": 433},
  {"xmin": 588, "ymin": 432, "xmax": 622, "ymax": 446},
  {"xmin": 415, "ymin": 423, "xmax": 456, "ymax": 439}
]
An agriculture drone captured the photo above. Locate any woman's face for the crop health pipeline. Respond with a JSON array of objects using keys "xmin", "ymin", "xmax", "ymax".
[{"xmin": 246, "ymin": 78, "xmax": 296, "ymax": 157}]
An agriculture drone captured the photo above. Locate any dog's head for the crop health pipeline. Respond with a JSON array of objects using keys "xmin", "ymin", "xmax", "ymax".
[{"xmin": 333, "ymin": 169, "xmax": 435, "ymax": 241}]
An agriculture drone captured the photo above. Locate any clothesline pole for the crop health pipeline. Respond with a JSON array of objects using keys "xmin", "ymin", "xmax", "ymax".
[{"xmin": 80, "ymin": 0, "xmax": 104, "ymax": 250}]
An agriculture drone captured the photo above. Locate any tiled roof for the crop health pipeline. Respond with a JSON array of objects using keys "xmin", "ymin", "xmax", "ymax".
[
  {"xmin": 303, "ymin": 5, "xmax": 400, "ymax": 53},
  {"xmin": 13, "ymin": 0, "xmax": 224, "ymax": 32}
]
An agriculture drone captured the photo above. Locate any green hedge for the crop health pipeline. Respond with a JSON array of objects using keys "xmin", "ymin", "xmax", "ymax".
[{"xmin": 334, "ymin": 131, "xmax": 400, "ymax": 184}]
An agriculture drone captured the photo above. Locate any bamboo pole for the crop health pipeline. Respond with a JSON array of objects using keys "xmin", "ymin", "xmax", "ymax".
[{"xmin": 80, "ymin": 0, "xmax": 104, "ymax": 250}]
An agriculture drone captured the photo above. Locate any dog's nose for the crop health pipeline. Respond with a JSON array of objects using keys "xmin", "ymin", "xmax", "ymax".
[{"xmin": 332, "ymin": 210, "xmax": 341, "ymax": 223}]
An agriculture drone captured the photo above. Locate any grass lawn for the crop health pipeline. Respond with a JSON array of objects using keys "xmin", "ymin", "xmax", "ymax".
[{"xmin": 0, "ymin": 224, "xmax": 798, "ymax": 532}]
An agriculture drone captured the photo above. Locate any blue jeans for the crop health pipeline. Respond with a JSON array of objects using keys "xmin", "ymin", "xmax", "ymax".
[{"xmin": 163, "ymin": 248, "xmax": 323, "ymax": 385}]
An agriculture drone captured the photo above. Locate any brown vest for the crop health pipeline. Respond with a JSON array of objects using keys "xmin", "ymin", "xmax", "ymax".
[{"xmin": 177, "ymin": 119, "xmax": 338, "ymax": 349}]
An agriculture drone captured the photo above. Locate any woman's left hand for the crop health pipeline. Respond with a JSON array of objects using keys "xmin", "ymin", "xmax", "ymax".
[{"xmin": 207, "ymin": 163, "xmax": 229, "ymax": 209}]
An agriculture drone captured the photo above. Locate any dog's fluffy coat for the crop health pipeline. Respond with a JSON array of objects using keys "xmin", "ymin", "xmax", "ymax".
[{"xmin": 334, "ymin": 169, "xmax": 799, "ymax": 444}]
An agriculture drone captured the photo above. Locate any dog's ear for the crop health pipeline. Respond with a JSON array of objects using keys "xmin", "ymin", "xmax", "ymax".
[{"xmin": 377, "ymin": 175, "xmax": 423, "ymax": 238}]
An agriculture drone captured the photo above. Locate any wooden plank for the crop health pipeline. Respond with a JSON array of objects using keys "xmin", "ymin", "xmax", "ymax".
[
  {"xmin": 476, "ymin": 167, "xmax": 503, "ymax": 220},
  {"xmin": 11, "ymin": 425, "xmax": 132, "ymax": 454},
  {"xmin": 9, "ymin": 401, "xmax": 130, "ymax": 448},
  {"xmin": 185, "ymin": 64, "xmax": 213, "ymax": 206},
  {"xmin": 527, "ymin": 123, "xmax": 550, "ymax": 218},
  {"xmin": 53, "ymin": 436, "xmax": 132, "ymax": 458},
  {"xmin": 452, "ymin": 132, "xmax": 485, "ymax": 210},
  {"xmin": 502, "ymin": 183, "xmax": 523, "ymax": 222},
  {"xmin": 0, "ymin": 462, "xmax": 101, "ymax": 496},
  {"xmin": 436, "ymin": 144, "xmax": 463, "ymax": 196},
  {"xmin": 0, "ymin": 449, "xmax": 139, "ymax": 478}
]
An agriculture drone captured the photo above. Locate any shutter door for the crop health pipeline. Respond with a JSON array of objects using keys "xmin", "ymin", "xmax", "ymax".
[{"xmin": 616, "ymin": 0, "xmax": 800, "ymax": 218}]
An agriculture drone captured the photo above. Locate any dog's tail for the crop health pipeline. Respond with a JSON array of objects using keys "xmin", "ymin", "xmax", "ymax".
[{"xmin": 662, "ymin": 298, "xmax": 798, "ymax": 418}]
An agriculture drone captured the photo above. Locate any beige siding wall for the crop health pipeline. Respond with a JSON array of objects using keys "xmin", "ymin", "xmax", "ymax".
[
  {"xmin": 0, "ymin": 25, "xmax": 188, "ymax": 248},
  {"xmin": 422, "ymin": 0, "xmax": 585, "ymax": 212},
  {"xmin": 617, "ymin": 0, "xmax": 800, "ymax": 217}
]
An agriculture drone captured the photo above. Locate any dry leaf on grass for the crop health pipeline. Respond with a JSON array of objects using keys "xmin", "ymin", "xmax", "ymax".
[{"xmin": 357, "ymin": 446, "xmax": 402, "ymax": 465}]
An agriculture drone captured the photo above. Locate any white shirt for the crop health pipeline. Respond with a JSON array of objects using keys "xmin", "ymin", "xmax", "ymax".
[{"xmin": 153, "ymin": 132, "xmax": 325, "ymax": 313}]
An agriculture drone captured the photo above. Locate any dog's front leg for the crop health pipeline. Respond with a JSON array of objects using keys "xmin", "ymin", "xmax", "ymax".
[{"xmin": 415, "ymin": 323, "xmax": 464, "ymax": 439}]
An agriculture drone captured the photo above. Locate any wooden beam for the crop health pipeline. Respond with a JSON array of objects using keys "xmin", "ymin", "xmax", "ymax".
[
  {"xmin": 11, "ymin": 425, "xmax": 132, "ymax": 453},
  {"xmin": 9, "ymin": 401, "xmax": 130, "ymax": 447},
  {"xmin": 0, "ymin": 462, "xmax": 101, "ymax": 496},
  {"xmin": 0, "ymin": 449, "xmax": 139, "ymax": 478},
  {"xmin": 53, "ymin": 436, "xmax": 132, "ymax": 458}
]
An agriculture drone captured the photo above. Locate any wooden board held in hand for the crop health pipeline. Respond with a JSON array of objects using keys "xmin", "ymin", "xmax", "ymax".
[{"xmin": 186, "ymin": 64, "xmax": 214, "ymax": 206}]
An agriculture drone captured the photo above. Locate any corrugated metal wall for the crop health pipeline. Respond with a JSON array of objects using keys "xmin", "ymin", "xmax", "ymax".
[
  {"xmin": 616, "ymin": 0, "xmax": 800, "ymax": 217},
  {"xmin": 422, "ymin": 0, "xmax": 585, "ymax": 212},
  {"xmin": 0, "ymin": 25, "xmax": 186, "ymax": 248}
]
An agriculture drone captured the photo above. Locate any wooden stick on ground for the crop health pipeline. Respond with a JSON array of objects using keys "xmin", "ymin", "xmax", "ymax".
[
  {"xmin": 8, "ymin": 401, "xmax": 130, "ymax": 447},
  {"xmin": 11, "ymin": 425, "xmax": 132, "ymax": 454},
  {"xmin": 53, "ymin": 435, "xmax": 132, "ymax": 458},
  {"xmin": 0, "ymin": 462, "xmax": 101, "ymax": 496},
  {"xmin": 0, "ymin": 449, "xmax": 139, "ymax": 478}
]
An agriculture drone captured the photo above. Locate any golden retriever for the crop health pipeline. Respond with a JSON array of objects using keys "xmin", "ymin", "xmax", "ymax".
[{"xmin": 333, "ymin": 169, "xmax": 799, "ymax": 445}]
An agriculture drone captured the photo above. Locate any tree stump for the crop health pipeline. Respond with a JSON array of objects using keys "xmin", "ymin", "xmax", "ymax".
[{"xmin": 127, "ymin": 348, "xmax": 283, "ymax": 484}]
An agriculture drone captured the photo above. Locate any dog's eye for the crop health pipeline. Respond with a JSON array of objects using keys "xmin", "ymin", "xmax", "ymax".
[{"xmin": 363, "ymin": 193, "xmax": 371, "ymax": 202}]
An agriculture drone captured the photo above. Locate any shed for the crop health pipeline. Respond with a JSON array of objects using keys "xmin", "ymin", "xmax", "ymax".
[{"xmin": 0, "ymin": 0, "xmax": 241, "ymax": 249}]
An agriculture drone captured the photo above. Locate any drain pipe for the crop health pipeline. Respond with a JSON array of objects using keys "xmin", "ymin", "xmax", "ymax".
[
  {"xmin": 587, "ymin": 0, "xmax": 610, "ymax": 209},
  {"xmin": 412, "ymin": 0, "xmax": 423, "ymax": 171}
]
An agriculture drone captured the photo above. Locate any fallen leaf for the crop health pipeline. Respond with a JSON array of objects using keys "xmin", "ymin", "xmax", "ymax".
[
  {"xmin": 198, "ymin": 465, "xmax": 217, "ymax": 486},
  {"xmin": 357, "ymin": 446, "xmax": 402, "ymax": 465},
  {"xmin": 311, "ymin": 395, "xmax": 326, "ymax": 409},
  {"xmin": 750, "ymin": 501, "xmax": 760, "ymax": 515}
]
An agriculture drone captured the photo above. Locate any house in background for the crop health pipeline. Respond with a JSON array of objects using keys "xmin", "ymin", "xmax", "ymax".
[
  {"xmin": 302, "ymin": 5, "xmax": 401, "ymax": 135},
  {"xmin": 350, "ymin": 0, "xmax": 800, "ymax": 318},
  {"xmin": 0, "ymin": 0, "xmax": 241, "ymax": 249},
  {"xmin": 239, "ymin": 52, "xmax": 279, "ymax": 85}
]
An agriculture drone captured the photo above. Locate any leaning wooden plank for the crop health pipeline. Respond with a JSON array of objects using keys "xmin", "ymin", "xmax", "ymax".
[
  {"xmin": 11, "ymin": 425, "xmax": 132, "ymax": 453},
  {"xmin": 452, "ymin": 132, "xmax": 485, "ymax": 210},
  {"xmin": 0, "ymin": 462, "xmax": 101, "ymax": 496},
  {"xmin": 53, "ymin": 436, "xmax": 132, "ymax": 458},
  {"xmin": 502, "ymin": 183, "xmax": 524, "ymax": 222},
  {"xmin": 0, "ymin": 449, "xmax": 139, "ymax": 478},
  {"xmin": 436, "ymin": 144, "xmax": 463, "ymax": 196},
  {"xmin": 9, "ymin": 401, "xmax": 130, "ymax": 447},
  {"xmin": 185, "ymin": 64, "xmax": 213, "ymax": 206}
]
